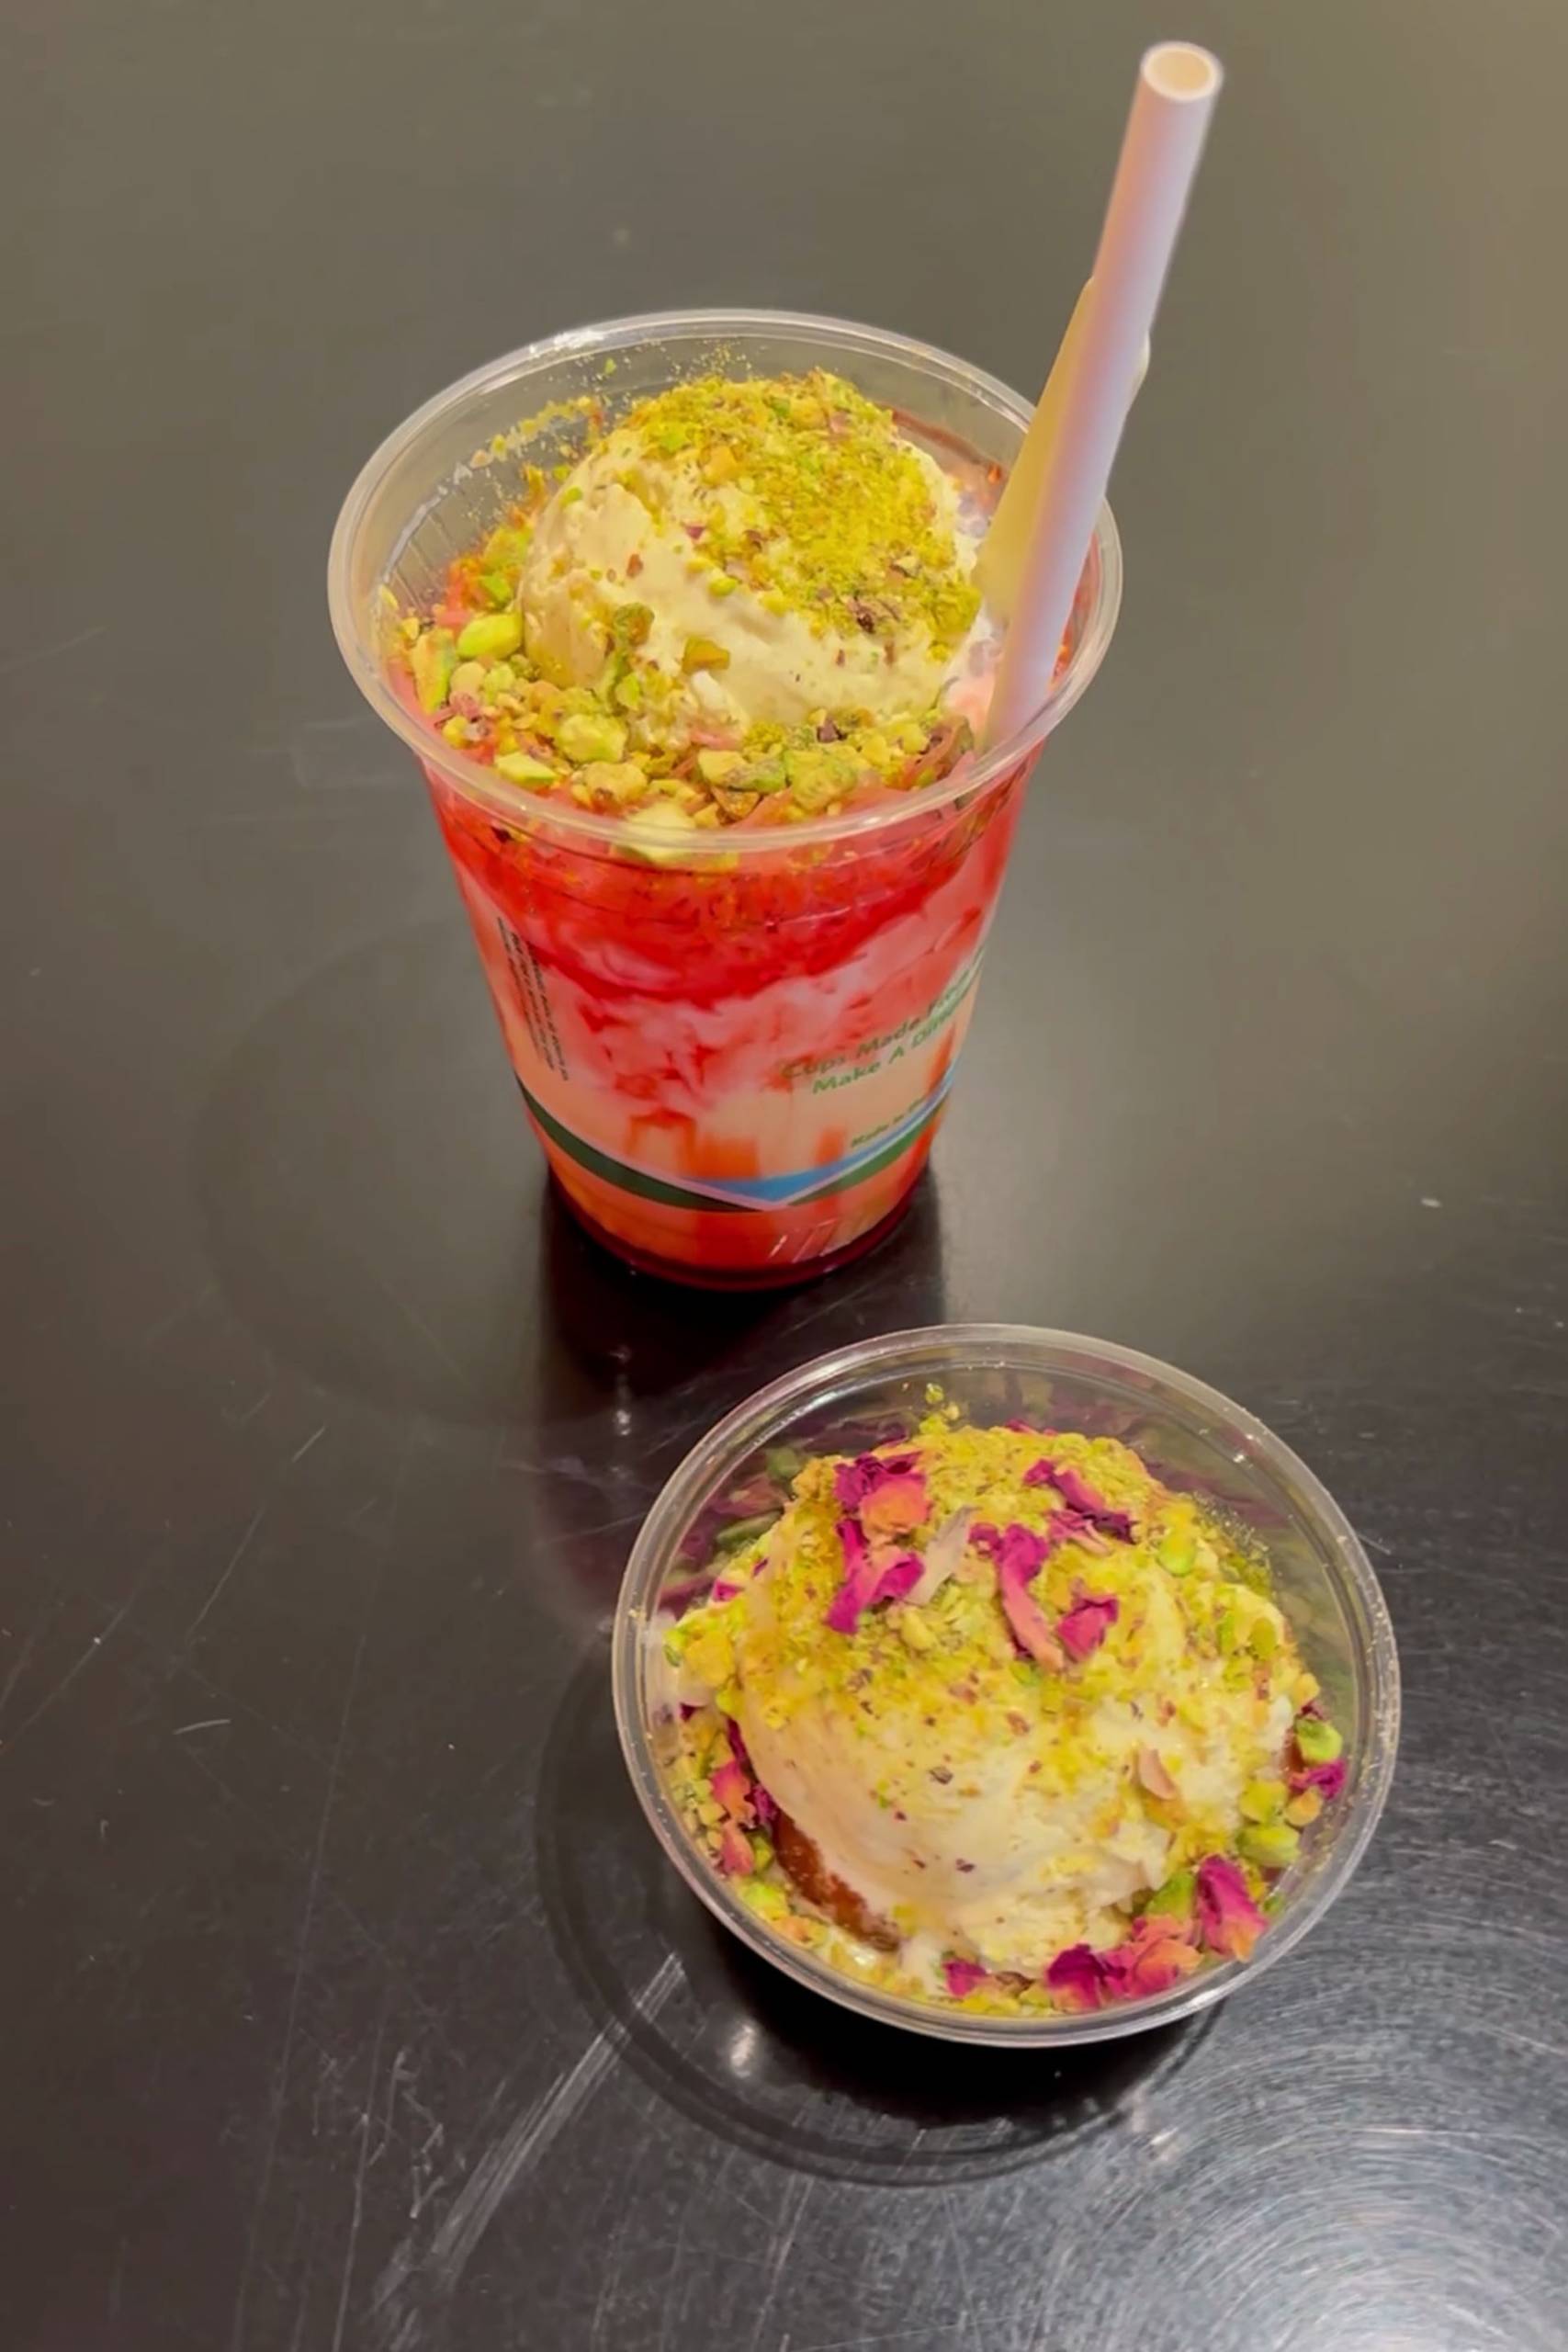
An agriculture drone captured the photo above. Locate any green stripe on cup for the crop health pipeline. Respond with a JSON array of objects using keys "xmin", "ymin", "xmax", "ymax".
[
  {"xmin": 517, "ymin": 1080, "xmax": 943, "ymax": 1214},
  {"xmin": 517, "ymin": 1081, "xmax": 746, "ymax": 1211}
]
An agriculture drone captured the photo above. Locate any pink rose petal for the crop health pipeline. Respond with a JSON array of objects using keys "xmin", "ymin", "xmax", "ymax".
[
  {"xmin": 723, "ymin": 1723, "xmax": 780, "ymax": 1831},
  {"xmin": 871, "ymin": 1552, "xmax": 923, "ymax": 1608},
  {"xmin": 717, "ymin": 1822, "xmax": 754, "ymax": 1876},
  {"xmin": 710, "ymin": 1578, "xmax": 742, "ymax": 1602},
  {"xmin": 1024, "ymin": 1458, "xmax": 1136, "ymax": 1542},
  {"xmin": 1105, "ymin": 1915, "xmax": 1202, "ymax": 1997},
  {"xmin": 972, "ymin": 1523, "xmax": 1066, "ymax": 1668},
  {"xmin": 833, "ymin": 1451, "xmax": 929, "ymax": 1539},
  {"xmin": 825, "ymin": 1520, "xmax": 923, "ymax": 1632},
  {"xmin": 1290, "ymin": 1757, "xmax": 1347, "ymax": 1803},
  {"xmin": 824, "ymin": 1518, "xmax": 879, "ymax": 1632},
  {"xmin": 832, "ymin": 1450, "xmax": 918, "ymax": 1509},
  {"xmin": 1001, "ymin": 1566, "xmax": 1067, "ymax": 1669},
  {"xmin": 942, "ymin": 1959, "xmax": 988, "ymax": 1999},
  {"xmin": 1196, "ymin": 1854, "xmax": 1267, "ymax": 1962},
  {"xmin": 709, "ymin": 1758, "xmax": 753, "ymax": 1823},
  {"xmin": 1056, "ymin": 1591, "xmax": 1120, "ymax": 1660},
  {"xmin": 970, "ymin": 1521, "xmax": 1048, "ymax": 1573},
  {"xmin": 1045, "ymin": 1943, "xmax": 1115, "ymax": 2012},
  {"xmin": 861, "ymin": 1471, "xmax": 930, "ymax": 1539}
]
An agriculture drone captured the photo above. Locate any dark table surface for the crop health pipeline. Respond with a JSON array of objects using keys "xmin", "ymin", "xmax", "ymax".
[{"xmin": 6, "ymin": 1, "xmax": 1567, "ymax": 2346}]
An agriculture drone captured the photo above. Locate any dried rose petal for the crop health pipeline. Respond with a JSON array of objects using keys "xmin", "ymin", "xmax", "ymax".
[
  {"xmin": 861, "ymin": 1470, "xmax": 930, "ymax": 1539},
  {"xmin": 871, "ymin": 1552, "xmax": 923, "ymax": 1608},
  {"xmin": 717, "ymin": 1823, "xmax": 754, "ymax": 1876},
  {"xmin": 942, "ymin": 1959, "xmax": 988, "ymax": 1999},
  {"xmin": 709, "ymin": 1758, "xmax": 752, "ymax": 1823},
  {"xmin": 825, "ymin": 1519, "xmax": 923, "ymax": 1632},
  {"xmin": 832, "ymin": 1450, "xmax": 920, "ymax": 1510},
  {"xmin": 727, "ymin": 1723, "xmax": 779, "ymax": 1830},
  {"xmin": 969, "ymin": 1522, "xmax": 1066, "ymax": 1668},
  {"xmin": 1106, "ymin": 1914, "xmax": 1202, "ymax": 1997},
  {"xmin": 1003, "ymin": 1569, "xmax": 1067, "ymax": 1669},
  {"xmin": 972, "ymin": 1524, "xmax": 1066, "ymax": 1669},
  {"xmin": 970, "ymin": 1521, "xmax": 1045, "ymax": 1572},
  {"xmin": 1136, "ymin": 1745, "xmax": 1179, "ymax": 1800},
  {"xmin": 1056, "ymin": 1591, "xmax": 1120, "ymax": 1660},
  {"xmin": 1053, "ymin": 1507, "xmax": 1113, "ymax": 1555},
  {"xmin": 710, "ymin": 1578, "xmax": 742, "ymax": 1602},
  {"xmin": 1045, "ymin": 1943, "xmax": 1113, "ymax": 2012},
  {"xmin": 1290, "ymin": 1756, "xmax": 1347, "ymax": 1804},
  {"xmin": 1196, "ymin": 1854, "xmax": 1266, "ymax": 1962},
  {"xmin": 824, "ymin": 1518, "xmax": 878, "ymax": 1633},
  {"xmin": 1024, "ymin": 1458, "xmax": 1136, "ymax": 1542},
  {"xmin": 833, "ymin": 1449, "xmax": 930, "ymax": 1538}
]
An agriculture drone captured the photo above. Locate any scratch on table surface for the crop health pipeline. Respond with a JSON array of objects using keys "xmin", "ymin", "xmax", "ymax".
[
  {"xmin": 225, "ymin": 1388, "xmax": 274, "ymax": 1428},
  {"xmin": 557, "ymin": 1507, "xmax": 647, "ymax": 1545},
  {"xmin": 366, "ymin": 1263, "xmax": 481, "ymax": 1399},
  {"xmin": 374, "ymin": 1953, "xmax": 682, "ymax": 2342},
  {"xmin": 0, "ymin": 1591, "xmax": 59, "ymax": 1729},
  {"xmin": 940, "ymin": 2189, "xmax": 984, "ymax": 2352},
  {"xmin": 173, "ymin": 1717, "xmax": 231, "ymax": 1736},
  {"xmin": 1492, "ymin": 2023, "xmax": 1568, "ymax": 2066},
  {"xmin": 141, "ymin": 1281, "xmax": 218, "ymax": 1351},
  {"xmin": 0, "ymin": 624, "xmax": 106, "ymax": 678},
  {"xmin": 0, "ymin": 1598, "xmax": 131, "ymax": 1758},
  {"xmin": 373, "ymin": 2045, "xmax": 412, "ymax": 2165},
  {"xmin": 433, "ymin": 1952, "xmax": 682, "ymax": 2290},
  {"xmin": 742, "ymin": 2176, "xmax": 813, "ymax": 2352},
  {"xmin": 230, "ymin": 1622, "xmax": 369, "ymax": 2352},
  {"xmin": 186, "ymin": 1504, "xmax": 267, "ymax": 1643},
  {"xmin": 289, "ymin": 1425, "xmax": 328, "ymax": 1466},
  {"xmin": 329, "ymin": 1993, "xmax": 391, "ymax": 2352}
]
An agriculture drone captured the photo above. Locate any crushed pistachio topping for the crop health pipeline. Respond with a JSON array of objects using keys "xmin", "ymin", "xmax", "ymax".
[
  {"xmin": 393, "ymin": 371, "xmax": 992, "ymax": 829},
  {"xmin": 621, "ymin": 372, "xmax": 980, "ymax": 650},
  {"xmin": 652, "ymin": 1410, "xmax": 1348, "ymax": 2018}
]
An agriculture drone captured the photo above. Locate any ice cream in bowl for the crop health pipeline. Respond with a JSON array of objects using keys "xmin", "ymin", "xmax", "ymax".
[{"xmin": 613, "ymin": 1327, "xmax": 1399, "ymax": 2043}]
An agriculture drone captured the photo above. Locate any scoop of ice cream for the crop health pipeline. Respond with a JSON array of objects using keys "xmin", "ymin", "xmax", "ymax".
[
  {"xmin": 399, "ymin": 369, "xmax": 993, "ymax": 827},
  {"xmin": 520, "ymin": 370, "xmax": 982, "ymax": 734},
  {"xmin": 671, "ymin": 1427, "xmax": 1303, "ymax": 1978}
]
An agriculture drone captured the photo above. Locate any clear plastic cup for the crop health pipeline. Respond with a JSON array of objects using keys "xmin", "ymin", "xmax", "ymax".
[
  {"xmin": 328, "ymin": 312, "xmax": 1122, "ymax": 1287},
  {"xmin": 613, "ymin": 1326, "xmax": 1400, "ymax": 2045}
]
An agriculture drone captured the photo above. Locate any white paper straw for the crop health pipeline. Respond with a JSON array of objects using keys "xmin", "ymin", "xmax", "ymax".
[
  {"xmin": 983, "ymin": 42, "xmax": 1223, "ymax": 748},
  {"xmin": 975, "ymin": 287, "xmax": 1148, "ymax": 626}
]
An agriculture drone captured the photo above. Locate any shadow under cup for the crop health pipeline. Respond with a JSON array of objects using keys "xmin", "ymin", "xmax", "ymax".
[{"xmin": 328, "ymin": 311, "xmax": 1122, "ymax": 1286}]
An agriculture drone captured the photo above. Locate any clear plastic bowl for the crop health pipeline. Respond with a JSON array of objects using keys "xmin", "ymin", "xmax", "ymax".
[{"xmin": 614, "ymin": 1326, "xmax": 1400, "ymax": 2046}]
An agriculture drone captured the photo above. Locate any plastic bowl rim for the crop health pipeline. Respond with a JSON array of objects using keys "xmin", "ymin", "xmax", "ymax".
[{"xmin": 611, "ymin": 1321, "xmax": 1402, "ymax": 2047}]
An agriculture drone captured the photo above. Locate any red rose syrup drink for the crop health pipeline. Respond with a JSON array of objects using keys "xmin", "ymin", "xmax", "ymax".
[{"xmin": 330, "ymin": 313, "xmax": 1121, "ymax": 1285}]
